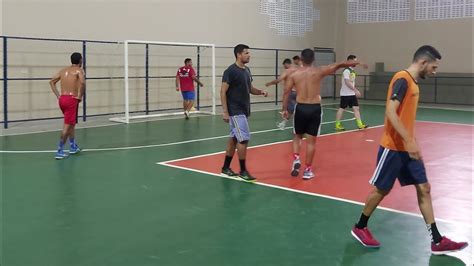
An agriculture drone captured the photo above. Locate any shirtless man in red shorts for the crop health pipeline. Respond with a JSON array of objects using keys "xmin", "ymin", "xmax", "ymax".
[{"xmin": 49, "ymin": 52, "xmax": 85, "ymax": 159}]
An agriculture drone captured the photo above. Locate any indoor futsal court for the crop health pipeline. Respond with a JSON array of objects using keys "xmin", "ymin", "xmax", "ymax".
[{"xmin": 0, "ymin": 1, "xmax": 473, "ymax": 266}]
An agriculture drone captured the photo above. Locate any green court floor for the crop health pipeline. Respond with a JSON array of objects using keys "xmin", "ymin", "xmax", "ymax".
[{"xmin": 1, "ymin": 104, "xmax": 472, "ymax": 266}]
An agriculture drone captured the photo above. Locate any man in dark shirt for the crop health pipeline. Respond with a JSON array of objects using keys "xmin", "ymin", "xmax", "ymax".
[{"xmin": 220, "ymin": 44, "xmax": 268, "ymax": 182}]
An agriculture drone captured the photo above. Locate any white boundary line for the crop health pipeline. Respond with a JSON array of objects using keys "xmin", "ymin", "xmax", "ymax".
[
  {"xmin": 159, "ymin": 126, "xmax": 381, "ymax": 164},
  {"xmin": 157, "ymin": 126, "xmax": 471, "ymax": 228},
  {"xmin": 417, "ymin": 120, "xmax": 474, "ymax": 127},
  {"xmin": 0, "ymin": 117, "xmax": 357, "ymax": 154},
  {"xmin": 4, "ymin": 101, "xmax": 469, "ymax": 137},
  {"xmin": 158, "ymin": 163, "xmax": 471, "ymax": 227}
]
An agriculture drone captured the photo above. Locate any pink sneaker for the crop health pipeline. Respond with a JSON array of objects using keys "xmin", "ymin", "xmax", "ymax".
[
  {"xmin": 431, "ymin": 236, "xmax": 468, "ymax": 255},
  {"xmin": 351, "ymin": 226, "xmax": 381, "ymax": 248}
]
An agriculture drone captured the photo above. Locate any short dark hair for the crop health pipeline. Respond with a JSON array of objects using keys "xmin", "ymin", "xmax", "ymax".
[
  {"xmin": 282, "ymin": 58, "xmax": 291, "ymax": 65},
  {"xmin": 292, "ymin": 55, "xmax": 300, "ymax": 61},
  {"xmin": 413, "ymin": 45, "xmax": 442, "ymax": 62},
  {"xmin": 184, "ymin": 58, "xmax": 192, "ymax": 64},
  {"xmin": 70, "ymin": 52, "xmax": 82, "ymax": 64},
  {"xmin": 301, "ymin": 49, "xmax": 315, "ymax": 64},
  {"xmin": 234, "ymin": 44, "xmax": 249, "ymax": 58},
  {"xmin": 347, "ymin": 55, "xmax": 357, "ymax": 61}
]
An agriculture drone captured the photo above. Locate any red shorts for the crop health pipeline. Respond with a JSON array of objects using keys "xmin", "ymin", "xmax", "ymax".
[{"xmin": 59, "ymin": 95, "xmax": 79, "ymax": 125}]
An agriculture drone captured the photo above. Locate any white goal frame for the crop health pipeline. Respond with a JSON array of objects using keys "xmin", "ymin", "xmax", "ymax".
[{"xmin": 110, "ymin": 40, "xmax": 216, "ymax": 123}]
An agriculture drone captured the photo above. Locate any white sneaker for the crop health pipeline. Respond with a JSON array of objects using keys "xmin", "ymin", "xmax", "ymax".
[
  {"xmin": 291, "ymin": 158, "xmax": 301, "ymax": 176},
  {"xmin": 184, "ymin": 111, "xmax": 190, "ymax": 119},
  {"xmin": 303, "ymin": 168, "xmax": 315, "ymax": 180},
  {"xmin": 276, "ymin": 120, "xmax": 287, "ymax": 130}
]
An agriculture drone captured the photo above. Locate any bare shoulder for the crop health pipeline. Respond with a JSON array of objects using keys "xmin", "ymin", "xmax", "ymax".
[{"xmin": 72, "ymin": 67, "xmax": 84, "ymax": 76}]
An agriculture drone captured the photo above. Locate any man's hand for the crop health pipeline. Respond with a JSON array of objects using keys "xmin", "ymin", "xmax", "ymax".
[
  {"xmin": 176, "ymin": 87, "xmax": 180, "ymax": 92},
  {"xmin": 355, "ymin": 89, "xmax": 361, "ymax": 98},
  {"xmin": 265, "ymin": 82, "xmax": 271, "ymax": 87},
  {"xmin": 405, "ymin": 139, "xmax": 422, "ymax": 160},
  {"xmin": 199, "ymin": 82, "xmax": 204, "ymax": 87},
  {"xmin": 261, "ymin": 90, "xmax": 268, "ymax": 97},
  {"xmin": 281, "ymin": 110, "xmax": 289, "ymax": 120},
  {"xmin": 222, "ymin": 112, "xmax": 230, "ymax": 123},
  {"xmin": 75, "ymin": 96, "xmax": 82, "ymax": 103}
]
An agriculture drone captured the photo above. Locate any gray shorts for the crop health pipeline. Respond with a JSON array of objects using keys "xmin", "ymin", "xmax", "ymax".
[
  {"xmin": 229, "ymin": 114, "xmax": 250, "ymax": 143},
  {"xmin": 287, "ymin": 91, "xmax": 297, "ymax": 114}
]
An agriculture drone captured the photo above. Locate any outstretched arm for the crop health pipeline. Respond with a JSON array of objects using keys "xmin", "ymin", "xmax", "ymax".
[
  {"xmin": 265, "ymin": 71, "xmax": 287, "ymax": 87},
  {"xmin": 320, "ymin": 60, "xmax": 360, "ymax": 76}
]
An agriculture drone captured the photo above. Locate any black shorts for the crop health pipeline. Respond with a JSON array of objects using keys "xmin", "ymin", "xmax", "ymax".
[
  {"xmin": 293, "ymin": 103, "xmax": 322, "ymax": 136},
  {"xmin": 340, "ymin": 95, "xmax": 359, "ymax": 109}
]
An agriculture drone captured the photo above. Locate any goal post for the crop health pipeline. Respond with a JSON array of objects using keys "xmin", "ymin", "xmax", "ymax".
[{"xmin": 109, "ymin": 40, "xmax": 216, "ymax": 123}]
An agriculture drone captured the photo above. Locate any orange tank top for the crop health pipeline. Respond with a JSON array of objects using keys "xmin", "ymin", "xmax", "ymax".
[{"xmin": 380, "ymin": 70, "xmax": 419, "ymax": 151}]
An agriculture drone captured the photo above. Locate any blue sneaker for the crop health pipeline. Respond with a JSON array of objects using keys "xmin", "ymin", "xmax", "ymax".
[
  {"xmin": 55, "ymin": 150, "xmax": 68, "ymax": 160},
  {"xmin": 69, "ymin": 144, "xmax": 81, "ymax": 155}
]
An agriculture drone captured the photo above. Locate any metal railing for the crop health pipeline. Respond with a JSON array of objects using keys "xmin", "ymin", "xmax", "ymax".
[{"xmin": 0, "ymin": 35, "xmax": 311, "ymax": 128}]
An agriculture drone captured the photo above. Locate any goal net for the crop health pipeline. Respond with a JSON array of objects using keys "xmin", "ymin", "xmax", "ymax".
[{"xmin": 109, "ymin": 40, "xmax": 216, "ymax": 123}]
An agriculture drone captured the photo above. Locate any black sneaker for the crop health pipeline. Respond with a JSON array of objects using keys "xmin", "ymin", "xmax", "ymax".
[
  {"xmin": 221, "ymin": 167, "xmax": 238, "ymax": 177},
  {"xmin": 239, "ymin": 170, "xmax": 257, "ymax": 182}
]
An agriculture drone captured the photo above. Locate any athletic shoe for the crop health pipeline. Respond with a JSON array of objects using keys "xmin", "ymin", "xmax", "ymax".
[
  {"xmin": 358, "ymin": 123, "xmax": 369, "ymax": 129},
  {"xmin": 302, "ymin": 168, "xmax": 314, "ymax": 180},
  {"xmin": 335, "ymin": 124, "xmax": 345, "ymax": 131},
  {"xmin": 184, "ymin": 111, "xmax": 190, "ymax": 120},
  {"xmin": 239, "ymin": 171, "xmax": 257, "ymax": 182},
  {"xmin": 69, "ymin": 144, "xmax": 81, "ymax": 155},
  {"xmin": 291, "ymin": 158, "xmax": 301, "ymax": 176},
  {"xmin": 431, "ymin": 236, "xmax": 468, "ymax": 255},
  {"xmin": 351, "ymin": 226, "xmax": 381, "ymax": 248},
  {"xmin": 221, "ymin": 167, "xmax": 238, "ymax": 177},
  {"xmin": 55, "ymin": 150, "xmax": 68, "ymax": 160},
  {"xmin": 276, "ymin": 120, "xmax": 287, "ymax": 130}
]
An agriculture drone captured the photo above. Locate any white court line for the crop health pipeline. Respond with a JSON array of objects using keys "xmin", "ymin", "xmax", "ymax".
[
  {"xmin": 158, "ymin": 163, "xmax": 471, "ymax": 228},
  {"xmin": 1, "ymin": 102, "xmax": 470, "ymax": 137},
  {"xmin": 157, "ymin": 126, "xmax": 471, "ymax": 228},
  {"xmin": 417, "ymin": 120, "xmax": 474, "ymax": 127},
  {"xmin": 160, "ymin": 125, "xmax": 380, "ymax": 164},
  {"xmin": 0, "ymin": 104, "xmax": 342, "ymax": 137},
  {"xmin": 0, "ymin": 117, "xmax": 357, "ymax": 153}
]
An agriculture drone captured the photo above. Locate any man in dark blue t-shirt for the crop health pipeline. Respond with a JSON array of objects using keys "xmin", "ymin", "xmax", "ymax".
[{"xmin": 220, "ymin": 44, "xmax": 268, "ymax": 182}]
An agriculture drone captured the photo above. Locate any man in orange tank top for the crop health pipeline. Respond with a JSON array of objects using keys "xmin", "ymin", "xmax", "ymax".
[{"xmin": 350, "ymin": 46, "xmax": 468, "ymax": 255}]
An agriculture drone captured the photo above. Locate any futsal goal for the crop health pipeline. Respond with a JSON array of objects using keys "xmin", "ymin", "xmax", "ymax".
[{"xmin": 109, "ymin": 40, "xmax": 216, "ymax": 123}]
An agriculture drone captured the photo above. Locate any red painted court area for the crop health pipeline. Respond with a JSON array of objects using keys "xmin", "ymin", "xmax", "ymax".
[{"xmin": 166, "ymin": 122, "xmax": 472, "ymax": 225}]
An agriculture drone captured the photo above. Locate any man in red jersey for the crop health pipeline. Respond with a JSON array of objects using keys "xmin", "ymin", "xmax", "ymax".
[{"xmin": 176, "ymin": 58, "xmax": 203, "ymax": 119}]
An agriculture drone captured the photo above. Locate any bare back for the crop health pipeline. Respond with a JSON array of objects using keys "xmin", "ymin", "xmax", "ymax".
[
  {"xmin": 59, "ymin": 66, "xmax": 83, "ymax": 96},
  {"xmin": 282, "ymin": 67, "xmax": 298, "ymax": 91},
  {"xmin": 291, "ymin": 66, "xmax": 326, "ymax": 104}
]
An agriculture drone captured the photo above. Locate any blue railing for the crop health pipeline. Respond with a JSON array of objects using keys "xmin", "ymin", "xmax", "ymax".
[{"xmin": 1, "ymin": 35, "xmax": 311, "ymax": 129}]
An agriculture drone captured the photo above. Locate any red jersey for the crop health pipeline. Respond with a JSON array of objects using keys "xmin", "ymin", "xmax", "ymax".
[{"xmin": 176, "ymin": 66, "xmax": 196, "ymax": 92}]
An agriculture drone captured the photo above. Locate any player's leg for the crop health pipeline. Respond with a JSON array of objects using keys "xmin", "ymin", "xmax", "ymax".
[
  {"xmin": 301, "ymin": 104, "xmax": 322, "ymax": 180},
  {"xmin": 351, "ymin": 147, "xmax": 400, "ymax": 247},
  {"xmin": 291, "ymin": 134, "xmax": 302, "ymax": 176},
  {"xmin": 228, "ymin": 115, "xmax": 254, "ymax": 181},
  {"xmin": 335, "ymin": 97, "xmax": 347, "ymax": 131},
  {"xmin": 351, "ymin": 96, "xmax": 367, "ymax": 129},
  {"xmin": 402, "ymin": 159, "xmax": 469, "ymax": 254}
]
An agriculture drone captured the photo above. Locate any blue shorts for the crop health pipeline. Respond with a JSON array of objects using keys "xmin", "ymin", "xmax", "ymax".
[
  {"xmin": 369, "ymin": 146, "xmax": 428, "ymax": 191},
  {"xmin": 181, "ymin": 91, "xmax": 195, "ymax": 100},
  {"xmin": 229, "ymin": 114, "xmax": 250, "ymax": 143},
  {"xmin": 287, "ymin": 90, "xmax": 297, "ymax": 114}
]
